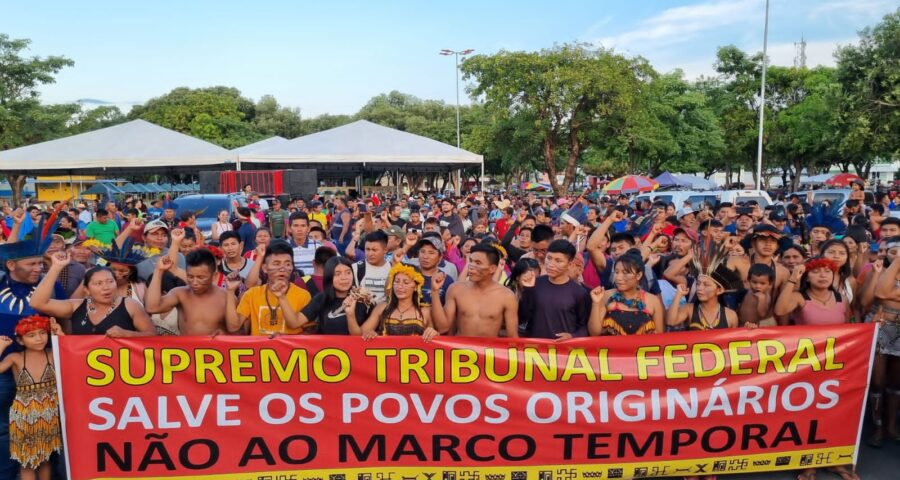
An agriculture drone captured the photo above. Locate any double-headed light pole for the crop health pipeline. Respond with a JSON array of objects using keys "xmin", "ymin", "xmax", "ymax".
[
  {"xmin": 755, "ymin": 0, "xmax": 770, "ymax": 191},
  {"xmin": 440, "ymin": 48, "xmax": 478, "ymax": 192},
  {"xmin": 439, "ymin": 48, "xmax": 474, "ymax": 148}
]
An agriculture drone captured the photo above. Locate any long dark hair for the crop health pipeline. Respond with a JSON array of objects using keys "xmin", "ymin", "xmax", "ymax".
[
  {"xmin": 819, "ymin": 239, "xmax": 852, "ymax": 286},
  {"xmin": 506, "ymin": 258, "xmax": 540, "ymax": 293},
  {"xmin": 322, "ymin": 256, "xmax": 354, "ymax": 305},
  {"xmin": 83, "ymin": 266, "xmax": 114, "ymax": 286},
  {"xmin": 378, "ymin": 272, "xmax": 423, "ymax": 328},
  {"xmin": 798, "ymin": 256, "xmax": 838, "ymax": 295}
]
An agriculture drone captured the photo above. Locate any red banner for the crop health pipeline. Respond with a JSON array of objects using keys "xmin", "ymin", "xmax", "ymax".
[{"xmin": 53, "ymin": 324, "xmax": 877, "ymax": 480}]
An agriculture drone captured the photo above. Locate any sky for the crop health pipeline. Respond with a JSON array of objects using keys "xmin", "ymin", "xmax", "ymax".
[{"xmin": 3, "ymin": 0, "xmax": 896, "ymax": 117}]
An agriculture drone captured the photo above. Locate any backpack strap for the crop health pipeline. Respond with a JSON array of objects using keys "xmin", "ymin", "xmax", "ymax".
[{"xmin": 354, "ymin": 261, "xmax": 366, "ymax": 285}]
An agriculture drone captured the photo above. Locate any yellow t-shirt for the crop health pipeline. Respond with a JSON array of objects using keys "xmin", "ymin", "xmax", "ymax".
[
  {"xmin": 311, "ymin": 211, "xmax": 329, "ymax": 230},
  {"xmin": 237, "ymin": 284, "xmax": 311, "ymax": 335}
]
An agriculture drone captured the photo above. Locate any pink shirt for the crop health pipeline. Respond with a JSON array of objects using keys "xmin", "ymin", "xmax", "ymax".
[{"xmin": 793, "ymin": 291, "xmax": 846, "ymax": 326}]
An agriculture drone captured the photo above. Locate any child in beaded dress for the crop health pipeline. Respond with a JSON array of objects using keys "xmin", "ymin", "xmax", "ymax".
[{"xmin": 0, "ymin": 315, "xmax": 64, "ymax": 480}]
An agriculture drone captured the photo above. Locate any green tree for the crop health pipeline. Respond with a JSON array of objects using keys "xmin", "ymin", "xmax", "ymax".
[
  {"xmin": 298, "ymin": 113, "xmax": 354, "ymax": 134},
  {"xmin": 699, "ymin": 46, "xmax": 765, "ymax": 185},
  {"xmin": 767, "ymin": 67, "xmax": 841, "ymax": 191},
  {"xmin": 834, "ymin": 8, "xmax": 900, "ymax": 179},
  {"xmin": 0, "ymin": 33, "xmax": 76, "ymax": 205},
  {"xmin": 462, "ymin": 44, "xmax": 645, "ymax": 196},
  {"xmin": 603, "ymin": 70, "xmax": 725, "ymax": 176},
  {"xmin": 253, "ymin": 95, "xmax": 304, "ymax": 139},
  {"xmin": 68, "ymin": 105, "xmax": 126, "ymax": 134},
  {"xmin": 128, "ymin": 86, "xmax": 266, "ymax": 148}
]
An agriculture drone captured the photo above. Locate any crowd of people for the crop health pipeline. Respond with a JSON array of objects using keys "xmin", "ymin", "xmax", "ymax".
[{"xmin": 0, "ymin": 183, "xmax": 899, "ymax": 480}]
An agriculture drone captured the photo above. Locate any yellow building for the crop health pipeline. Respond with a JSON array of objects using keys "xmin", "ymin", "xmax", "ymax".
[{"xmin": 35, "ymin": 176, "xmax": 124, "ymax": 202}]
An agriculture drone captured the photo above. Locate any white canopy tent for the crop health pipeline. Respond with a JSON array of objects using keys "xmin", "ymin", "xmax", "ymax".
[
  {"xmin": 230, "ymin": 136, "xmax": 289, "ymax": 154},
  {"xmin": 238, "ymin": 120, "xmax": 484, "ymax": 189},
  {"xmin": 0, "ymin": 119, "xmax": 235, "ymax": 174},
  {"xmin": 674, "ymin": 174, "xmax": 718, "ymax": 190}
]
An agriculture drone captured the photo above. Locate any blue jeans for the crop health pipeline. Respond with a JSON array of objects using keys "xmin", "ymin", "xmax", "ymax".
[{"xmin": 0, "ymin": 371, "xmax": 17, "ymax": 479}]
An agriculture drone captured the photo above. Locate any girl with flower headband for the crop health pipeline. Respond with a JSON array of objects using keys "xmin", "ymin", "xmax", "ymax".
[
  {"xmin": 774, "ymin": 257, "xmax": 850, "ymax": 327},
  {"xmin": 775, "ymin": 263, "xmax": 859, "ymax": 478},
  {"xmin": 346, "ymin": 263, "xmax": 439, "ymax": 341},
  {"xmin": 0, "ymin": 315, "xmax": 64, "ymax": 479}
]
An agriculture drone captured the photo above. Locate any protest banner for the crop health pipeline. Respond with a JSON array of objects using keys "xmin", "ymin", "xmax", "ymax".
[{"xmin": 54, "ymin": 323, "xmax": 877, "ymax": 480}]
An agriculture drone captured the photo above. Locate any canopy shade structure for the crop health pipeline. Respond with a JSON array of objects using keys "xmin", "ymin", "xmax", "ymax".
[
  {"xmin": 674, "ymin": 174, "xmax": 717, "ymax": 190},
  {"xmin": 0, "ymin": 119, "xmax": 235, "ymax": 175},
  {"xmin": 231, "ymin": 136, "xmax": 289, "ymax": 154},
  {"xmin": 653, "ymin": 172, "xmax": 686, "ymax": 188},
  {"xmin": 238, "ymin": 120, "xmax": 483, "ymax": 176},
  {"xmin": 80, "ymin": 182, "xmax": 126, "ymax": 196}
]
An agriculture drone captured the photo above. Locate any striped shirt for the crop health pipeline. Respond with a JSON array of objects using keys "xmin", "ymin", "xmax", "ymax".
[{"xmin": 289, "ymin": 237, "xmax": 321, "ymax": 276}]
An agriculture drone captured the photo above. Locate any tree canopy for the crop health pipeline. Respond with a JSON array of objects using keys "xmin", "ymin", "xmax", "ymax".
[{"xmin": 2, "ymin": 8, "xmax": 899, "ymax": 197}]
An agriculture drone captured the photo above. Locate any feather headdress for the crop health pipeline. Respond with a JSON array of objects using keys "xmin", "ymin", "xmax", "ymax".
[
  {"xmin": 0, "ymin": 205, "xmax": 64, "ymax": 263},
  {"xmin": 691, "ymin": 232, "xmax": 742, "ymax": 292},
  {"xmin": 628, "ymin": 211, "xmax": 659, "ymax": 238},
  {"xmin": 95, "ymin": 238, "xmax": 158, "ymax": 266},
  {"xmin": 806, "ymin": 202, "xmax": 845, "ymax": 236}
]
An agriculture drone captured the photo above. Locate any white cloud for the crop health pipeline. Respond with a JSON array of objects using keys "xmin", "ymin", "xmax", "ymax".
[
  {"xmin": 765, "ymin": 37, "xmax": 857, "ymax": 69},
  {"xmin": 809, "ymin": 0, "xmax": 892, "ymax": 20},
  {"xmin": 594, "ymin": 0, "xmax": 762, "ymax": 51}
]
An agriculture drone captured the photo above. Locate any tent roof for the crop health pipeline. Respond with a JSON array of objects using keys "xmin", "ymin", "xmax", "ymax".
[
  {"xmin": 674, "ymin": 174, "xmax": 717, "ymax": 190},
  {"xmin": 238, "ymin": 120, "xmax": 482, "ymax": 172},
  {"xmin": 81, "ymin": 182, "xmax": 126, "ymax": 196},
  {"xmin": 0, "ymin": 119, "xmax": 235, "ymax": 174},
  {"xmin": 231, "ymin": 136, "xmax": 289, "ymax": 154},
  {"xmin": 654, "ymin": 172, "xmax": 687, "ymax": 188}
]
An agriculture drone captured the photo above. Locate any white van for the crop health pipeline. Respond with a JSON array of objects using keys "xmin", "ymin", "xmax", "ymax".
[
  {"xmin": 632, "ymin": 191, "xmax": 722, "ymax": 210},
  {"xmin": 717, "ymin": 190, "xmax": 773, "ymax": 207}
]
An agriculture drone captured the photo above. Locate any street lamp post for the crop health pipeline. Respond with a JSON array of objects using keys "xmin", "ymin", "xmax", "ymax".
[
  {"xmin": 755, "ymin": 0, "xmax": 770, "ymax": 191},
  {"xmin": 440, "ymin": 48, "xmax": 476, "ymax": 191}
]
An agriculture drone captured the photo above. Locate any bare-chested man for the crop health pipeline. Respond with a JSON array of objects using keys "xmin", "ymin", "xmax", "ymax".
[
  {"xmin": 728, "ymin": 223, "xmax": 790, "ymax": 291},
  {"xmin": 431, "ymin": 243, "xmax": 518, "ymax": 337},
  {"xmin": 868, "ymin": 236, "xmax": 900, "ymax": 446},
  {"xmin": 145, "ymin": 247, "xmax": 228, "ymax": 335}
]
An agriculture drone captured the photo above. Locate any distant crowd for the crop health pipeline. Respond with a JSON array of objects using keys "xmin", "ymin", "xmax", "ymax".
[{"xmin": 0, "ymin": 180, "xmax": 899, "ymax": 480}]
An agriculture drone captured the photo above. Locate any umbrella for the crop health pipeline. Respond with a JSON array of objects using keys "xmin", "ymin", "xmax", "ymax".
[
  {"xmin": 519, "ymin": 181, "xmax": 551, "ymax": 191},
  {"xmin": 824, "ymin": 173, "xmax": 863, "ymax": 187},
  {"xmin": 602, "ymin": 175, "xmax": 659, "ymax": 195}
]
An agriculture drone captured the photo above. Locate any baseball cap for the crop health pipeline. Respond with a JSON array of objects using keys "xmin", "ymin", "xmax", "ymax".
[
  {"xmin": 383, "ymin": 225, "xmax": 404, "ymax": 238},
  {"xmin": 676, "ymin": 208, "xmax": 695, "ymax": 220},
  {"xmin": 415, "ymin": 236, "xmax": 444, "ymax": 254},
  {"xmin": 144, "ymin": 219, "xmax": 169, "ymax": 234},
  {"xmin": 672, "ymin": 227, "xmax": 698, "ymax": 243},
  {"xmin": 768, "ymin": 209, "xmax": 787, "ymax": 222}
]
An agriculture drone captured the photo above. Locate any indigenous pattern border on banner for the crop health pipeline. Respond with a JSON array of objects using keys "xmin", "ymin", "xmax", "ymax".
[{"xmin": 52, "ymin": 324, "xmax": 877, "ymax": 480}]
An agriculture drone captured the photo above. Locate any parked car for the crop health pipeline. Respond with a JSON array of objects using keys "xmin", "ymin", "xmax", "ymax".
[
  {"xmin": 791, "ymin": 189, "xmax": 875, "ymax": 208},
  {"xmin": 174, "ymin": 193, "xmax": 247, "ymax": 239},
  {"xmin": 717, "ymin": 189, "xmax": 773, "ymax": 208},
  {"xmin": 632, "ymin": 191, "xmax": 722, "ymax": 211}
]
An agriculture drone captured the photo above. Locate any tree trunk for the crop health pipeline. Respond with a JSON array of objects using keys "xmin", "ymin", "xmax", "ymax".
[
  {"xmin": 10, "ymin": 175, "xmax": 26, "ymax": 207},
  {"xmin": 789, "ymin": 159, "xmax": 803, "ymax": 193},
  {"xmin": 852, "ymin": 158, "xmax": 873, "ymax": 181},
  {"xmin": 542, "ymin": 134, "xmax": 565, "ymax": 198}
]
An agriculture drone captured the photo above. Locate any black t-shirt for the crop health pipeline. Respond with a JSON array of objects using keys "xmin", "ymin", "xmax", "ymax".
[
  {"xmin": 518, "ymin": 276, "xmax": 591, "ymax": 339},
  {"xmin": 301, "ymin": 293, "xmax": 371, "ymax": 335},
  {"xmin": 390, "ymin": 218, "xmax": 407, "ymax": 228}
]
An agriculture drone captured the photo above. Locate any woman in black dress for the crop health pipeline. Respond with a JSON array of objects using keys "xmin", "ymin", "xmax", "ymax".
[{"xmin": 29, "ymin": 252, "xmax": 154, "ymax": 337}]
